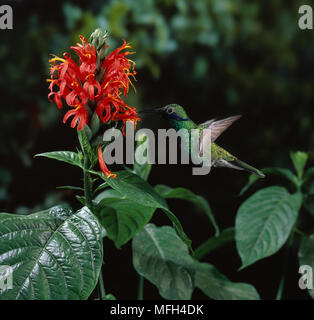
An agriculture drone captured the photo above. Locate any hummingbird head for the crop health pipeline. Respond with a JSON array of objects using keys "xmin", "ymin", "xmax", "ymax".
[{"xmin": 139, "ymin": 104, "xmax": 190, "ymax": 122}]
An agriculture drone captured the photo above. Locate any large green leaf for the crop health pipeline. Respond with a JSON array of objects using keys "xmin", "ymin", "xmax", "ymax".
[
  {"xmin": 91, "ymin": 170, "xmax": 192, "ymax": 249},
  {"xmin": 155, "ymin": 184, "xmax": 219, "ymax": 236},
  {"xmin": 298, "ymin": 234, "xmax": 314, "ymax": 299},
  {"xmin": 195, "ymin": 262, "xmax": 260, "ymax": 300},
  {"xmin": 132, "ymin": 224, "xmax": 195, "ymax": 300},
  {"xmin": 236, "ymin": 186, "xmax": 302, "ymax": 269},
  {"xmin": 96, "ymin": 170, "xmax": 167, "ymax": 209},
  {"xmin": 193, "ymin": 227, "xmax": 234, "ymax": 260},
  {"xmin": 0, "ymin": 205, "xmax": 103, "ymax": 300},
  {"xmin": 94, "ymin": 196, "xmax": 155, "ymax": 248},
  {"xmin": 35, "ymin": 151, "xmax": 83, "ymax": 169},
  {"xmin": 290, "ymin": 151, "xmax": 308, "ymax": 179}
]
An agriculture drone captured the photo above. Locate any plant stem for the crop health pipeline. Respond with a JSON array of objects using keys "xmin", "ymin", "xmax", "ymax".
[
  {"xmin": 137, "ymin": 275, "xmax": 144, "ymax": 300},
  {"xmin": 98, "ymin": 269, "xmax": 106, "ymax": 300},
  {"xmin": 294, "ymin": 227, "xmax": 306, "ymax": 237},
  {"xmin": 275, "ymin": 271, "xmax": 286, "ymax": 300},
  {"xmin": 83, "ymin": 157, "xmax": 93, "ymax": 209},
  {"xmin": 82, "ymin": 155, "xmax": 105, "ymax": 299},
  {"xmin": 275, "ymin": 232, "xmax": 294, "ymax": 300}
]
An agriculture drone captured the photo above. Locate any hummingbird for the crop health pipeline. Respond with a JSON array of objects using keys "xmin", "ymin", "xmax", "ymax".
[{"xmin": 140, "ymin": 104, "xmax": 265, "ymax": 177}]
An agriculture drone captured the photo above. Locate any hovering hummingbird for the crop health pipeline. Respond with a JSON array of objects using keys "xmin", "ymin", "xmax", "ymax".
[{"xmin": 140, "ymin": 104, "xmax": 265, "ymax": 177}]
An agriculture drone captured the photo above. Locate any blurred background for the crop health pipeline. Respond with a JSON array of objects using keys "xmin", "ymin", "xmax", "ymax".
[{"xmin": 1, "ymin": 0, "xmax": 314, "ymax": 299}]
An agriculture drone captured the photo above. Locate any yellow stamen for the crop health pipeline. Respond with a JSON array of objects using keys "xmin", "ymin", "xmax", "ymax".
[
  {"xmin": 128, "ymin": 77, "xmax": 137, "ymax": 92},
  {"xmin": 106, "ymin": 172, "xmax": 117, "ymax": 179},
  {"xmin": 49, "ymin": 55, "xmax": 68, "ymax": 64},
  {"xmin": 128, "ymin": 59, "xmax": 136, "ymax": 70},
  {"xmin": 85, "ymin": 73, "xmax": 94, "ymax": 81}
]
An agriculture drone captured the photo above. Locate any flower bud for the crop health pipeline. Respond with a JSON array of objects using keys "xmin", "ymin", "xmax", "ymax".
[{"xmin": 90, "ymin": 28, "xmax": 108, "ymax": 51}]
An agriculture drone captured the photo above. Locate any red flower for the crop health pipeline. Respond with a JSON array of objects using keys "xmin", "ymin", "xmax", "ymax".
[
  {"xmin": 63, "ymin": 105, "xmax": 88, "ymax": 131},
  {"xmin": 70, "ymin": 35, "xmax": 97, "ymax": 79},
  {"xmin": 98, "ymin": 144, "xmax": 117, "ymax": 179},
  {"xmin": 48, "ymin": 35, "xmax": 139, "ymax": 132}
]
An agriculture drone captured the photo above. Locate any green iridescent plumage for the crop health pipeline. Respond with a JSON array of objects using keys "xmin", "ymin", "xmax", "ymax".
[{"xmin": 141, "ymin": 104, "xmax": 265, "ymax": 177}]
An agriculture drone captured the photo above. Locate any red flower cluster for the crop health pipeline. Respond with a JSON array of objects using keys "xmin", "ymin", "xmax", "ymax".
[
  {"xmin": 48, "ymin": 35, "xmax": 140, "ymax": 178},
  {"xmin": 48, "ymin": 35, "xmax": 139, "ymax": 131}
]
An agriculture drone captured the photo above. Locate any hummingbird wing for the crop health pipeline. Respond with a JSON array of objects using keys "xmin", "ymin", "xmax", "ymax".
[{"xmin": 199, "ymin": 115, "xmax": 242, "ymax": 156}]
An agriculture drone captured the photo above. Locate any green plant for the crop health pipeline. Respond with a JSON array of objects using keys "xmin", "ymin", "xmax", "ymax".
[
  {"xmin": 237, "ymin": 151, "xmax": 314, "ymax": 299},
  {"xmin": 1, "ymin": 27, "xmax": 312, "ymax": 301}
]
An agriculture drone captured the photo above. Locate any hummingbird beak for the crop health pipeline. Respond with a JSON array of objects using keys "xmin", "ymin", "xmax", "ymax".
[{"xmin": 138, "ymin": 107, "xmax": 165, "ymax": 114}]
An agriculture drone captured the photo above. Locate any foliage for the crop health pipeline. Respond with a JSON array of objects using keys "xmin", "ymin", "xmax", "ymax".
[
  {"xmin": 0, "ymin": 121, "xmax": 262, "ymax": 300},
  {"xmin": 237, "ymin": 151, "xmax": 314, "ymax": 299},
  {"xmin": 1, "ymin": 0, "xmax": 314, "ymax": 300},
  {"xmin": 0, "ymin": 205, "xmax": 103, "ymax": 299}
]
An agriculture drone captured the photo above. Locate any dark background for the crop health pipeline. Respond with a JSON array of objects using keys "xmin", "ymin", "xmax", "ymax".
[{"xmin": 1, "ymin": 0, "xmax": 314, "ymax": 300}]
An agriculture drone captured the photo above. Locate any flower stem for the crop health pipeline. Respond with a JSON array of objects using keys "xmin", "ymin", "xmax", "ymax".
[
  {"xmin": 98, "ymin": 268, "xmax": 106, "ymax": 300},
  {"xmin": 82, "ymin": 155, "xmax": 105, "ymax": 299},
  {"xmin": 137, "ymin": 275, "xmax": 144, "ymax": 300},
  {"xmin": 275, "ymin": 231, "xmax": 294, "ymax": 300},
  {"xmin": 83, "ymin": 157, "xmax": 93, "ymax": 209}
]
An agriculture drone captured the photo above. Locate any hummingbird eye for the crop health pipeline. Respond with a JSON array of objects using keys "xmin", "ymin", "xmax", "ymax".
[{"xmin": 167, "ymin": 108, "xmax": 174, "ymax": 114}]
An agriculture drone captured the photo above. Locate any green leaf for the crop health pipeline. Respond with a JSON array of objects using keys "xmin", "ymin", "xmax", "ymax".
[
  {"xmin": 35, "ymin": 151, "xmax": 83, "ymax": 169},
  {"xmin": 94, "ymin": 182, "xmax": 109, "ymax": 194},
  {"xmin": 78, "ymin": 127, "xmax": 92, "ymax": 153},
  {"xmin": 162, "ymin": 208, "xmax": 192, "ymax": 250},
  {"xmin": 193, "ymin": 228, "xmax": 234, "ymax": 260},
  {"xmin": 90, "ymin": 112, "xmax": 101, "ymax": 137},
  {"xmin": 195, "ymin": 262, "xmax": 260, "ymax": 300},
  {"xmin": 290, "ymin": 151, "xmax": 308, "ymax": 179},
  {"xmin": 235, "ymin": 186, "xmax": 302, "ymax": 269},
  {"xmin": 94, "ymin": 188, "xmax": 123, "ymax": 202},
  {"xmin": 0, "ymin": 205, "xmax": 103, "ymax": 300},
  {"xmin": 298, "ymin": 234, "xmax": 314, "ymax": 299},
  {"xmin": 95, "ymin": 197, "xmax": 155, "ymax": 248},
  {"xmin": 78, "ymin": 128, "xmax": 98, "ymax": 167},
  {"xmin": 264, "ymin": 168, "xmax": 300, "ymax": 186},
  {"xmin": 96, "ymin": 170, "xmax": 167, "ymax": 209},
  {"xmin": 91, "ymin": 170, "xmax": 192, "ymax": 248},
  {"xmin": 76, "ymin": 195, "xmax": 86, "ymax": 206},
  {"xmin": 239, "ymin": 168, "xmax": 299, "ymax": 195},
  {"xmin": 155, "ymin": 184, "xmax": 219, "ymax": 236},
  {"xmin": 132, "ymin": 224, "xmax": 195, "ymax": 300}
]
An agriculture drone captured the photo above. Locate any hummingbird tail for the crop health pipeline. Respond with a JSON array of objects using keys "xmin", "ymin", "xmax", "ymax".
[
  {"xmin": 229, "ymin": 158, "xmax": 265, "ymax": 178},
  {"xmin": 215, "ymin": 158, "xmax": 265, "ymax": 178}
]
